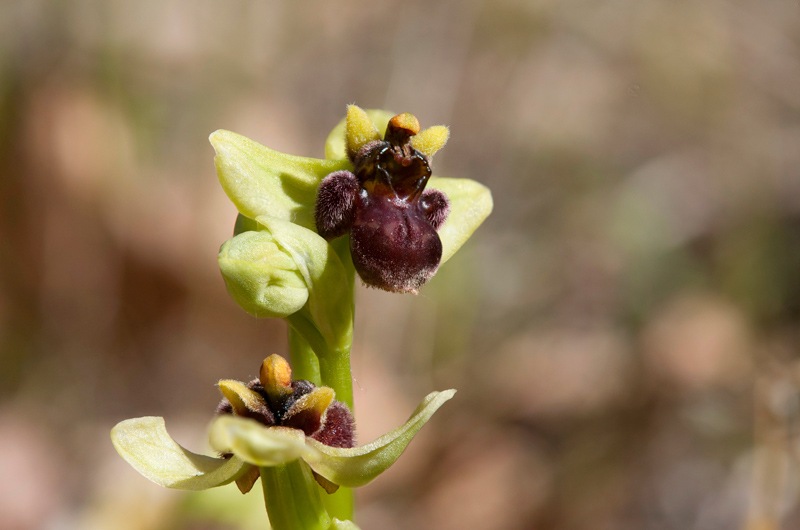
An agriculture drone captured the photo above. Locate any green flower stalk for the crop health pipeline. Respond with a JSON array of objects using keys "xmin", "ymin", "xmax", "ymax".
[{"xmin": 111, "ymin": 105, "xmax": 492, "ymax": 529}]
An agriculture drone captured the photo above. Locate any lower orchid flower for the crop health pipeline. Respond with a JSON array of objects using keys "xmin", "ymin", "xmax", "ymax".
[{"xmin": 111, "ymin": 354, "xmax": 455, "ymax": 529}]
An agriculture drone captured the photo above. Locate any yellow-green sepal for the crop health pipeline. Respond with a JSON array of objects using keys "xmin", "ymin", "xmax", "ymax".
[
  {"xmin": 111, "ymin": 417, "xmax": 246, "ymax": 490},
  {"xmin": 428, "ymin": 176, "xmax": 494, "ymax": 264},
  {"xmin": 211, "ymin": 129, "xmax": 350, "ymax": 230},
  {"xmin": 303, "ymin": 390, "xmax": 455, "ymax": 487},
  {"xmin": 210, "ymin": 420, "xmax": 309, "ymax": 467}
]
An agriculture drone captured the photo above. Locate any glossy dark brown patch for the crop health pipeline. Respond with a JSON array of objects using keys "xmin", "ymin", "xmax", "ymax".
[{"xmin": 315, "ymin": 114, "xmax": 450, "ymax": 293}]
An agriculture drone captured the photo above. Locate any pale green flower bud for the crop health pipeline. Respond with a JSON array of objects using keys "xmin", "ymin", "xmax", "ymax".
[
  {"xmin": 218, "ymin": 230, "xmax": 309, "ymax": 318},
  {"xmin": 218, "ymin": 218, "xmax": 353, "ymax": 353}
]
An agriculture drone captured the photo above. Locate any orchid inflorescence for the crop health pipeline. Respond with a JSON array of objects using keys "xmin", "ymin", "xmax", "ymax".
[{"xmin": 111, "ymin": 105, "xmax": 492, "ymax": 529}]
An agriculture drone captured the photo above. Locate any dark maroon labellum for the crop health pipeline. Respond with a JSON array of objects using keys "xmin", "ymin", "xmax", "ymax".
[{"xmin": 315, "ymin": 115, "xmax": 450, "ymax": 293}]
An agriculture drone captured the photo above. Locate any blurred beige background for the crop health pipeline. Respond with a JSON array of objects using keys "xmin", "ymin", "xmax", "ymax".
[{"xmin": 2, "ymin": 1, "xmax": 800, "ymax": 529}]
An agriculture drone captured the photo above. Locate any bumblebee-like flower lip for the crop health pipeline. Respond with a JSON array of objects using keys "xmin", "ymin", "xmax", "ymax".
[
  {"xmin": 210, "ymin": 108, "xmax": 492, "ymax": 266},
  {"xmin": 111, "ymin": 389, "xmax": 455, "ymax": 491}
]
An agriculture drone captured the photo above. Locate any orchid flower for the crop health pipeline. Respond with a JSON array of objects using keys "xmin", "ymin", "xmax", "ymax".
[{"xmin": 112, "ymin": 355, "xmax": 455, "ymax": 530}]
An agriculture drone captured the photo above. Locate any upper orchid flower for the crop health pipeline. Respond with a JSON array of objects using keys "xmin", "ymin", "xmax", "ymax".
[{"xmin": 212, "ymin": 105, "xmax": 492, "ymax": 308}]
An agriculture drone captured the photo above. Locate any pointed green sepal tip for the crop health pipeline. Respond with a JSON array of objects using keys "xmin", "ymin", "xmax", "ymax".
[
  {"xmin": 304, "ymin": 389, "xmax": 456, "ymax": 487},
  {"xmin": 428, "ymin": 177, "xmax": 493, "ymax": 264},
  {"xmin": 210, "ymin": 129, "xmax": 349, "ymax": 230},
  {"xmin": 110, "ymin": 416, "xmax": 246, "ymax": 490}
]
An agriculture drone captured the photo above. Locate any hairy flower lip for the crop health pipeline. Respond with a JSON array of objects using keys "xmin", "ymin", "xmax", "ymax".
[{"xmin": 315, "ymin": 107, "xmax": 451, "ymax": 293}]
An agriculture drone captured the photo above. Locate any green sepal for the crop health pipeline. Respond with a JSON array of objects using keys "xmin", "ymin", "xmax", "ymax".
[
  {"xmin": 428, "ymin": 176, "xmax": 493, "ymax": 264},
  {"xmin": 110, "ymin": 417, "xmax": 246, "ymax": 490},
  {"xmin": 303, "ymin": 390, "xmax": 455, "ymax": 487},
  {"xmin": 211, "ymin": 129, "xmax": 350, "ymax": 230},
  {"xmin": 210, "ymin": 421, "xmax": 309, "ymax": 467}
]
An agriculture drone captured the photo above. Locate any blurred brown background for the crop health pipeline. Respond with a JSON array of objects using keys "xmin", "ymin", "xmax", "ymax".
[{"xmin": 2, "ymin": 1, "xmax": 800, "ymax": 529}]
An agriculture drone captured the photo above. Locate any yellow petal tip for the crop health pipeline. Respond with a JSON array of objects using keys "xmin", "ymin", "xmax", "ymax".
[
  {"xmin": 289, "ymin": 387, "xmax": 335, "ymax": 418},
  {"xmin": 345, "ymin": 105, "xmax": 380, "ymax": 158},
  {"xmin": 410, "ymin": 125, "xmax": 449, "ymax": 158},
  {"xmin": 218, "ymin": 379, "xmax": 267, "ymax": 416}
]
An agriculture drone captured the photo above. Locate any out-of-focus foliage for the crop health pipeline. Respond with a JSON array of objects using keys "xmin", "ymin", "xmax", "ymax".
[{"xmin": 1, "ymin": 1, "xmax": 799, "ymax": 529}]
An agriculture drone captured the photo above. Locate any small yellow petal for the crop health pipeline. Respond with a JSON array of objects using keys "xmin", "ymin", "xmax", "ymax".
[
  {"xmin": 410, "ymin": 125, "xmax": 449, "ymax": 158},
  {"xmin": 345, "ymin": 105, "xmax": 380, "ymax": 158},
  {"xmin": 260, "ymin": 354, "xmax": 294, "ymax": 401},
  {"xmin": 218, "ymin": 380, "xmax": 268, "ymax": 416},
  {"xmin": 285, "ymin": 387, "xmax": 335, "ymax": 422}
]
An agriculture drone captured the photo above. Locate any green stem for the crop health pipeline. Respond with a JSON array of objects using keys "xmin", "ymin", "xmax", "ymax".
[
  {"xmin": 318, "ymin": 349, "xmax": 353, "ymax": 410},
  {"xmin": 288, "ymin": 327, "xmax": 321, "ymax": 385},
  {"xmin": 316, "ymin": 343, "xmax": 355, "ymax": 521},
  {"xmin": 287, "ymin": 313, "xmax": 354, "ymax": 410},
  {"xmin": 325, "ymin": 236, "xmax": 357, "ymax": 410},
  {"xmin": 287, "ymin": 314, "xmax": 355, "ymax": 522},
  {"xmin": 284, "ymin": 235, "xmax": 358, "ymax": 522},
  {"xmin": 323, "ymin": 487, "xmax": 354, "ymax": 525},
  {"xmin": 260, "ymin": 462, "xmax": 331, "ymax": 530}
]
